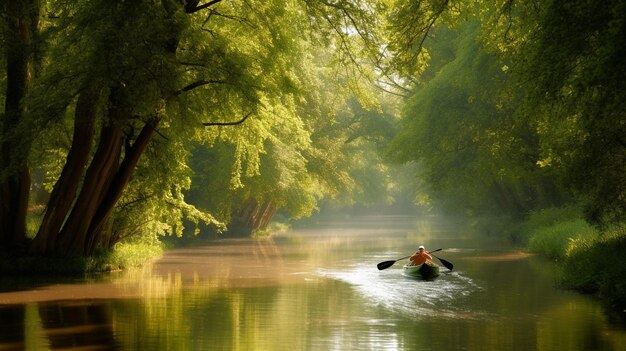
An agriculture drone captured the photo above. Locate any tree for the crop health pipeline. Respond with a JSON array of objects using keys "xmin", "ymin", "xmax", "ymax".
[
  {"xmin": 384, "ymin": 0, "xmax": 625, "ymax": 225},
  {"xmin": 493, "ymin": 0, "xmax": 626, "ymax": 226},
  {"xmin": 0, "ymin": 0, "xmax": 39, "ymax": 251},
  {"xmin": 186, "ymin": 51, "xmax": 398, "ymax": 236},
  {"xmin": 1, "ymin": 0, "xmax": 390, "ymax": 256},
  {"xmin": 387, "ymin": 22, "xmax": 564, "ymax": 217}
]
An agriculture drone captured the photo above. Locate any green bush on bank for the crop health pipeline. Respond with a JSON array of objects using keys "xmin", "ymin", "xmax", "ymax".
[
  {"xmin": 527, "ymin": 219, "xmax": 597, "ymax": 260},
  {"xmin": 512, "ymin": 206, "xmax": 626, "ymax": 309},
  {"xmin": 251, "ymin": 222, "xmax": 291, "ymax": 238},
  {"xmin": 561, "ymin": 226, "xmax": 626, "ymax": 309},
  {"xmin": 512, "ymin": 205, "xmax": 598, "ymax": 260},
  {"xmin": 101, "ymin": 241, "xmax": 164, "ymax": 270},
  {"xmin": 511, "ymin": 205, "xmax": 585, "ymax": 246}
]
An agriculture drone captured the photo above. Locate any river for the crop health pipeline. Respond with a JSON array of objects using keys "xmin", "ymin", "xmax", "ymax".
[{"xmin": 0, "ymin": 215, "xmax": 625, "ymax": 350}]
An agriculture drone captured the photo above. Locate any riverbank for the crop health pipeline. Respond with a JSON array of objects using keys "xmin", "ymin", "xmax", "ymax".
[
  {"xmin": 0, "ymin": 242, "xmax": 163, "ymax": 275},
  {"xmin": 508, "ymin": 206, "xmax": 626, "ymax": 311}
]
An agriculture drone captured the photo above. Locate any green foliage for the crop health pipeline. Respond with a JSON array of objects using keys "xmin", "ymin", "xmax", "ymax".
[
  {"xmin": 387, "ymin": 22, "xmax": 560, "ymax": 216},
  {"xmin": 386, "ymin": 0, "xmax": 625, "ymax": 231},
  {"xmin": 512, "ymin": 206, "xmax": 586, "ymax": 244},
  {"xmin": 4, "ymin": 0, "xmax": 620, "ymax": 269},
  {"xmin": 562, "ymin": 227, "xmax": 626, "ymax": 308},
  {"xmin": 2, "ymin": 0, "xmax": 401, "ymax": 249},
  {"xmin": 181, "ymin": 5, "xmax": 402, "ymax": 234},
  {"xmin": 384, "ymin": 0, "xmax": 469, "ymax": 84},
  {"xmin": 105, "ymin": 242, "xmax": 164, "ymax": 270},
  {"xmin": 113, "ymin": 137, "xmax": 226, "ymax": 241},
  {"xmin": 483, "ymin": 0, "xmax": 626, "ymax": 226},
  {"xmin": 507, "ymin": 206, "xmax": 625, "ymax": 308},
  {"xmin": 186, "ymin": 90, "xmax": 400, "ymax": 234},
  {"xmin": 527, "ymin": 219, "xmax": 596, "ymax": 260}
]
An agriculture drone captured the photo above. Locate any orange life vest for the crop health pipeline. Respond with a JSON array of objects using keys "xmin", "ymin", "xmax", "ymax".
[{"xmin": 410, "ymin": 251, "xmax": 432, "ymax": 265}]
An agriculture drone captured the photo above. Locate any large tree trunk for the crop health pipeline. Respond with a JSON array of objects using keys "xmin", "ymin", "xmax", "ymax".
[
  {"xmin": 54, "ymin": 117, "xmax": 159, "ymax": 256},
  {"xmin": 50, "ymin": 93, "xmax": 160, "ymax": 256},
  {"xmin": 30, "ymin": 85, "xmax": 101, "ymax": 254},
  {"xmin": 0, "ymin": 0, "xmax": 39, "ymax": 251},
  {"xmin": 229, "ymin": 199, "xmax": 277, "ymax": 236},
  {"xmin": 55, "ymin": 123, "xmax": 124, "ymax": 256},
  {"xmin": 50, "ymin": 84, "xmax": 158, "ymax": 257},
  {"xmin": 85, "ymin": 117, "xmax": 159, "ymax": 255}
]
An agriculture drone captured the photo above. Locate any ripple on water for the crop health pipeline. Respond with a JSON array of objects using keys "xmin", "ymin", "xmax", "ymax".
[{"xmin": 317, "ymin": 255, "xmax": 485, "ymax": 321}]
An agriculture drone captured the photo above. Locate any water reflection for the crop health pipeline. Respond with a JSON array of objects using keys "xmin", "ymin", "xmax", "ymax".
[
  {"xmin": 0, "ymin": 216, "xmax": 624, "ymax": 350},
  {"xmin": 0, "ymin": 304, "xmax": 25, "ymax": 350},
  {"xmin": 38, "ymin": 302, "xmax": 119, "ymax": 350},
  {"xmin": 0, "ymin": 302, "xmax": 119, "ymax": 350}
]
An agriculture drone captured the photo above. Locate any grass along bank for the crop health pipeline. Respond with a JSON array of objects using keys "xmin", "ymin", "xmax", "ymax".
[
  {"xmin": 2, "ymin": 209, "xmax": 165, "ymax": 275},
  {"xmin": 0, "ymin": 241, "xmax": 164, "ymax": 275},
  {"xmin": 512, "ymin": 206, "xmax": 626, "ymax": 310},
  {"xmin": 561, "ymin": 227, "xmax": 626, "ymax": 310}
]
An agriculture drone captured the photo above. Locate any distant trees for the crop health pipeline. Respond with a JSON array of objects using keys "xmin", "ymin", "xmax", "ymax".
[
  {"xmin": 187, "ymin": 88, "xmax": 401, "ymax": 237},
  {"xmin": 388, "ymin": 23, "xmax": 565, "ymax": 217}
]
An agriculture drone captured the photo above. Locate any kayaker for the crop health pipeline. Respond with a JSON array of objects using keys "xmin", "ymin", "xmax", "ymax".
[{"xmin": 409, "ymin": 245, "xmax": 433, "ymax": 266}]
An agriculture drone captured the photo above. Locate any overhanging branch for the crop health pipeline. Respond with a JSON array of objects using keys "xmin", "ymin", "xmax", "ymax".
[
  {"xmin": 203, "ymin": 112, "xmax": 253, "ymax": 126},
  {"xmin": 172, "ymin": 79, "xmax": 226, "ymax": 97},
  {"xmin": 185, "ymin": 0, "xmax": 223, "ymax": 13}
]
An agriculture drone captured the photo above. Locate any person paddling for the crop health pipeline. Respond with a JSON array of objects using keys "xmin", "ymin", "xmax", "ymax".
[{"xmin": 409, "ymin": 245, "xmax": 433, "ymax": 266}]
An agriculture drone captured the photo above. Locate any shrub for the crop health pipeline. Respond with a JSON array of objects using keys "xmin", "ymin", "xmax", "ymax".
[
  {"xmin": 99, "ymin": 242, "xmax": 164, "ymax": 271},
  {"xmin": 527, "ymin": 219, "xmax": 597, "ymax": 260},
  {"xmin": 511, "ymin": 205, "xmax": 583, "ymax": 245},
  {"xmin": 562, "ymin": 226, "xmax": 626, "ymax": 309}
]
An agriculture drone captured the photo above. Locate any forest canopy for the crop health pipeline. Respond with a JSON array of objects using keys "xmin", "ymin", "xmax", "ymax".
[{"xmin": 1, "ymin": 0, "xmax": 624, "ymax": 259}]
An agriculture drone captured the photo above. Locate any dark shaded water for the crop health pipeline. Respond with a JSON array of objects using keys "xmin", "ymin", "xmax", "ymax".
[{"xmin": 1, "ymin": 215, "xmax": 625, "ymax": 350}]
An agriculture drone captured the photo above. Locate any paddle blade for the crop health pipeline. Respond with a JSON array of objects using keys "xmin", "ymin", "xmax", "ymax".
[
  {"xmin": 437, "ymin": 257, "xmax": 454, "ymax": 271},
  {"xmin": 377, "ymin": 260, "xmax": 397, "ymax": 270}
]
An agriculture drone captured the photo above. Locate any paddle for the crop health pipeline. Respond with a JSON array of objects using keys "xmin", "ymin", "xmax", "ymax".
[
  {"xmin": 430, "ymin": 253, "xmax": 454, "ymax": 271},
  {"xmin": 377, "ymin": 248, "xmax": 443, "ymax": 271}
]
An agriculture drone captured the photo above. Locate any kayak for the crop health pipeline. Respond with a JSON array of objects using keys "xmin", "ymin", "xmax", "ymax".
[{"xmin": 402, "ymin": 263, "xmax": 440, "ymax": 280}]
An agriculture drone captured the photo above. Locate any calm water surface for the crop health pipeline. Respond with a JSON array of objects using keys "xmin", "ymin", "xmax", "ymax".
[{"xmin": 1, "ymin": 215, "xmax": 625, "ymax": 350}]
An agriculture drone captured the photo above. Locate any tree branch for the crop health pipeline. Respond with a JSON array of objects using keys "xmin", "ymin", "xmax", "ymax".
[
  {"xmin": 203, "ymin": 112, "xmax": 253, "ymax": 126},
  {"xmin": 172, "ymin": 79, "xmax": 226, "ymax": 97},
  {"xmin": 374, "ymin": 81, "xmax": 410, "ymax": 98},
  {"xmin": 185, "ymin": 0, "xmax": 223, "ymax": 13}
]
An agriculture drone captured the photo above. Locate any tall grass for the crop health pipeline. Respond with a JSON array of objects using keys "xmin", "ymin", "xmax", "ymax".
[
  {"xmin": 514, "ymin": 206, "xmax": 598, "ymax": 260},
  {"xmin": 561, "ymin": 226, "xmax": 626, "ymax": 308},
  {"xmin": 513, "ymin": 206, "xmax": 626, "ymax": 309},
  {"xmin": 93, "ymin": 241, "xmax": 164, "ymax": 271},
  {"xmin": 527, "ymin": 219, "xmax": 597, "ymax": 260}
]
